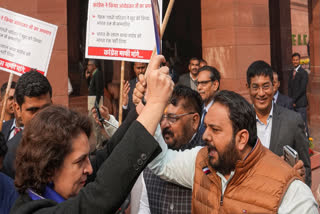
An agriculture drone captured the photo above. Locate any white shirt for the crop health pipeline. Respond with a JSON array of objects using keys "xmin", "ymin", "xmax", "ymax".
[
  {"xmin": 148, "ymin": 126, "xmax": 318, "ymax": 213},
  {"xmin": 102, "ymin": 115, "xmax": 119, "ymax": 137},
  {"xmin": 273, "ymin": 90, "xmax": 279, "ymax": 103},
  {"xmin": 256, "ymin": 103, "xmax": 273, "ymax": 149},
  {"xmin": 295, "ymin": 65, "xmax": 301, "ymax": 72},
  {"xmin": 137, "ymin": 175, "xmax": 151, "ymax": 214}
]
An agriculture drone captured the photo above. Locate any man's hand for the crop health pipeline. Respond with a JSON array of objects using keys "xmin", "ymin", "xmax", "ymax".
[
  {"xmin": 145, "ymin": 55, "xmax": 173, "ymax": 105},
  {"xmin": 133, "ymin": 75, "xmax": 146, "ymax": 106},
  {"xmin": 91, "ymin": 105, "xmax": 110, "ymax": 127},
  {"xmin": 293, "ymin": 160, "xmax": 306, "ymax": 180},
  {"xmin": 136, "ymin": 55, "xmax": 174, "ymax": 135},
  {"xmin": 122, "ymin": 80, "xmax": 130, "ymax": 107},
  {"xmin": 85, "ymin": 69, "xmax": 91, "ymax": 79},
  {"xmin": 281, "ymin": 156, "xmax": 306, "ymax": 181}
]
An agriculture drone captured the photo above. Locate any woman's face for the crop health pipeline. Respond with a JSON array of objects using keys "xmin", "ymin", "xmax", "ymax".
[{"xmin": 52, "ymin": 131, "xmax": 93, "ymax": 199}]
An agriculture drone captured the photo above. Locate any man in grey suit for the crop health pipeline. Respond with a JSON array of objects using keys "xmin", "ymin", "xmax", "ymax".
[
  {"xmin": 246, "ymin": 60, "xmax": 311, "ymax": 186},
  {"xmin": 272, "ymin": 71, "xmax": 294, "ymax": 110},
  {"xmin": 177, "ymin": 57, "xmax": 200, "ymax": 91}
]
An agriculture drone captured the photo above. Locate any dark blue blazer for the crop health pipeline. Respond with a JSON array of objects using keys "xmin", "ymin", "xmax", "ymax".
[
  {"xmin": 275, "ymin": 92, "xmax": 294, "ymax": 110},
  {"xmin": 288, "ymin": 66, "xmax": 308, "ymax": 107}
]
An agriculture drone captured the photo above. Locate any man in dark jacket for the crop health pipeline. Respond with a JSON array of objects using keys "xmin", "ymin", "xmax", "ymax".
[
  {"xmin": 272, "ymin": 71, "xmax": 293, "ymax": 110},
  {"xmin": 85, "ymin": 59, "xmax": 104, "ymax": 98},
  {"xmin": 2, "ymin": 70, "xmax": 52, "ymax": 178},
  {"xmin": 0, "ymin": 132, "xmax": 18, "ymax": 214},
  {"xmin": 122, "ymin": 62, "xmax": 147, "ymax": 119},
  {"xmin": 288, "ymin": 52, "xmax": 309, "ymax": 136},
  {"xmin": 177, "ymin": 57, "xmax": 200, "ymax": 91}
]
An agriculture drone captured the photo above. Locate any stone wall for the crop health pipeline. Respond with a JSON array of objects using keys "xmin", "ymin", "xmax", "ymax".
[
  {"xmin": 201, "ymin": 0, "xmax": 270, "ymax": 97},
  {"xmin": 0, "ymin": 0, "xmax": 69, "ymax": 106}
]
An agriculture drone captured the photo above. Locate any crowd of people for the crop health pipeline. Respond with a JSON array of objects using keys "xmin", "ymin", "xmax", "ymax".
[{"xmin": 0, "ymin": 53, "xmax": 319, "ymax": 213}]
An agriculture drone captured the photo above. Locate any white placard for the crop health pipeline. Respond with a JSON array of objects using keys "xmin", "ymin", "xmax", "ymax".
[
  {"xmin": 85, "ymin": 0, "xmax": 162, "ymax": 63},
  {"xmin": 0, "ymin": 8, "xmax": 57, "ymax": 76}
]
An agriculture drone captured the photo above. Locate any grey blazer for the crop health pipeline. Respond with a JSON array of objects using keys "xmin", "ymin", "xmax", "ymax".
[
  {"xmin": 177, "ymin": 73, "xmax": 191, "ymax": 88},
  {"xmin": 269, "ymin": 104, "xmax": 311, "ymax": 186}
]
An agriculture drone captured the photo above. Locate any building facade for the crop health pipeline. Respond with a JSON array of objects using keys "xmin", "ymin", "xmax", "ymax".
[{"xmin": 0, "ymin": 0, "xmax": 319, "ymax": 130}]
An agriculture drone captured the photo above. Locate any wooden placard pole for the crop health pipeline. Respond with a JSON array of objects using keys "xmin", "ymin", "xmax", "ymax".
[
  {"xmin": 118, "ymin": 61, "xmax": 125, "ymax": 125},
  {"xmin": 0, "ymin": 72, "xmax": 14, "ymax": 131},
  {"xmin": 152, "ymin": 0, "xmax": 175, "ymax": 56}
]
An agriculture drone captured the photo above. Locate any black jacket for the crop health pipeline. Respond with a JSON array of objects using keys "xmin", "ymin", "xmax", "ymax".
[
  {"xmin": 88, "ymin": 69, "xmax": 104, "ymax": 97},
  {"xmin": 1, "ymin": 119, "xmax": 14, "ymax": 142},
  {"xmin": 2, "ymin": 131, "xmax": 22, "ymax": 178},
  {"xmin": 288, "ymin": 66, "xmax": 308, "ymax": 107},
  {"xmin": 275, "ymin": 92, "xmax": 294, "ymax": 110},
  {"xmin": 10, "ymin": 110, "xmax": 162, "ymax": 214}
]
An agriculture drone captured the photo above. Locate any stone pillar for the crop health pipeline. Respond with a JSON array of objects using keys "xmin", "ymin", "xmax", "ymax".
[
  {"xmin": 308, "ymin": 0, "xmax": 320, "ymax": 126},
  {"xmin": 201, "ymin": 0, "xmax": 270, "ymax": 97},
  {"xmin": 0, "ymin": 0, "xmax": 69, "ymax": 106},
  {"xmin": 269, "ymin": 0, "xmax": 292, "ymax": 95}
]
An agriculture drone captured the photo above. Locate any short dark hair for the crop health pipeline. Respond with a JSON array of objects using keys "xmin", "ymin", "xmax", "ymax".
[
  {"xmin": 189, "ymin": 57, "xmax": 199, "ymax": 64},
  {"xmin": 1, "ymin": 81, "xmax": 16, "ymax": 98},
  {"xmin": 292, "ymin": 52, "xmax": 301, "ymax": 58},
  {"xmin": 0, "ymin": 132, "xmax": 7, "ymax": 158},
  {"xmin": 200, "ymin": 59, "xmax": 207, "ymax": 64},
  {"xmin": 15, "ymin": 105, "xmax": 92, "ymax": 194},
  {"xmin": 88, "ymin": 59, "xmax": 100, "ymax": 69},
  {"xmin": 170, "ymin": 85, "xmax": 203, "ymax": 116},
  {"xmin": 214, "ymin": 90, "xmax": 257, "ymax": 147},
  {"xmin": 198, "ymin": 66, "xmax": 221, "ymax": 90},
  {"xmin": 14, "ymin": 70, "xmax": 52, "ymax": 106},
  {"xmin": 246, "ymin": 60, "xmax": 273, "ymax": 86}
]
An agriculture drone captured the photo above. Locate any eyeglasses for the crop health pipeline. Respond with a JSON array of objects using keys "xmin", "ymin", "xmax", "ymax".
[
  {"xmin": 161, "ymin": 112, "xmax": 195, "ymax": 125},
  {"xmin": 87, "ymin": 64, "xmax": 94, "ymax": 66},
  {"xmin": 250, "ymin": 84, "xmax": 272, "ymax": 92},
  {"xmin": 196, "ymin": 80, "xmax": 212, "ymax": 86}
]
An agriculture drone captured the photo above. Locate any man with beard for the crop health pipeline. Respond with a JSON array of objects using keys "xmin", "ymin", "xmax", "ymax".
[
  {"xmin": 177, "ymin": 57, "xmax": 200, "ymax": 91},
  {"xmin": 142, "ymin": 85, "xmax": 203, "ymax": 213},
  {"xmin": 147, "ymin": 90, "xmax": 318, "ymax": 213}
]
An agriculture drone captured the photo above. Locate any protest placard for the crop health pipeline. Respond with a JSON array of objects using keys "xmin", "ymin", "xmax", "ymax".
[
  {"xmin": 85, "ymin": 0, "xmax": 162, "ymax": 63},
  {"xmin": 0, "ymin": 8, "xmax": 57, "ymax": 76}
]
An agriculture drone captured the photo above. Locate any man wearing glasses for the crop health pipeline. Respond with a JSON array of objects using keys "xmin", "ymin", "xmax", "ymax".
[
  {"xmin": 246, "ymin": 60, "xmax": 311, "ymax": 187},
  {"xmin": 196, "ymin": 66, "xmax": 221, "ymax": 136},
  {"xmin": 85, "ymin": 59, "xmax": 104, "ymax": 99},
  {"xmin": 143, "ymin": 85, "xmax": 203, "ymax": 213}
]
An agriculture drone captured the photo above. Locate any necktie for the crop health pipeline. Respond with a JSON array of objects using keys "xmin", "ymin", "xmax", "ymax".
[
  {"xmin": 292, "ymin": 70, "xmax": 296, "ymax": 79},
  {"xmin": 198, "ymin": 110, "xmax": 207, "ymax": 136},
  {"xmin": 14, "ymin": 127, "xmax": 21, "ymax": 136}
]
